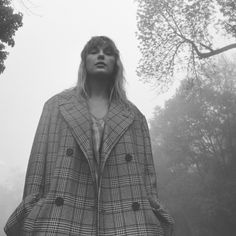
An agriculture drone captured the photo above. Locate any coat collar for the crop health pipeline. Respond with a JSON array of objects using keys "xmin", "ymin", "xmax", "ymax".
[
  {"xmin": 101, "ymin": 100, "xmax": 134, "ymax": 166},
  {"xmin": 58, "ymin": 88, "xmax": 134, "ymax": 179}
]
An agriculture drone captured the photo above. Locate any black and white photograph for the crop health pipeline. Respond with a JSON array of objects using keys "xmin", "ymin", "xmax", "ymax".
[{"xmin": 0, "ymin": 0, "xmax": 235, "ymax": 235}]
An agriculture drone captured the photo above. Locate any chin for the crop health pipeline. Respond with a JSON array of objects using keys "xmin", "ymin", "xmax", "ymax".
[{"xmin": 94, "ymin": 71, "xmax": 112, "ymax": 77}]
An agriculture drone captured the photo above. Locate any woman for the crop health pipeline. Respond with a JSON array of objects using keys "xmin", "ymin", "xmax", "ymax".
[{"xmin": 5, "ymin": 36, "xmax": 174, "ymax": 236}]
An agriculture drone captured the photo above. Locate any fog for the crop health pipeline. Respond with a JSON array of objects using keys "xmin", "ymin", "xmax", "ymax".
[{"xmin": 0, "ymin": 1, "xmax": 168, "ymax": 234}]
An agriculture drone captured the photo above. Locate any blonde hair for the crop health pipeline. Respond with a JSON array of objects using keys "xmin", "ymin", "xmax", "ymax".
[{"xmin": 76, "ymin": 36, "xmax": 128, "ymax": 104}]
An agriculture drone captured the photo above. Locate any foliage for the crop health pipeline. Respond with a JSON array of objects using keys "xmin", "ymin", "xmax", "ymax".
[
  {"xmin": 150, "ymin": 58, "xmax": 236, "ymax": 236},
  {"xmin": 0, "ymin": 0, "xmax": 23, "ymax": 74},
  {"xmin": 136, "ymin": 0, "xmax": 236, "ymax": 89},
  {"xmin": 216, "ymin": 0, "xmax": 236, "ymax": 37}
]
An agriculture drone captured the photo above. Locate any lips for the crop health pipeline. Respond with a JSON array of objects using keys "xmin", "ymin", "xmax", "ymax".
[{"xmin": 95, "ymin": 62, "xmax": 106, "ymax": 66}]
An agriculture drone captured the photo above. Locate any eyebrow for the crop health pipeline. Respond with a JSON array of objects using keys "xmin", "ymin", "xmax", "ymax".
[{"xmin": 87, "ymin": 45, "xmax": 115, "ymax": 53}]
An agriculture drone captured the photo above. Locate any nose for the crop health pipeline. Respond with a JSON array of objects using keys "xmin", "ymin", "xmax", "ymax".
[{"xmin": 97, "ymin": 50, "xmax": 105, "ymax": 60}]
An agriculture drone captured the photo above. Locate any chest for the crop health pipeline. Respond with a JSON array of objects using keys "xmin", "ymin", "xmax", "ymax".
[
  {"xmin": 46, "ymin": 117, "xmax": 145, "ymax": 169},
  {"xmin": 88, "ymin": 98, "xmax": 108, "ymax": 119}
]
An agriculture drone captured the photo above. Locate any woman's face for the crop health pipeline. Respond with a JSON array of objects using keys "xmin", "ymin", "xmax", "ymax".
[{"xmin": 85, "ymin": 44, "xmax": 116, "ymax": 77}]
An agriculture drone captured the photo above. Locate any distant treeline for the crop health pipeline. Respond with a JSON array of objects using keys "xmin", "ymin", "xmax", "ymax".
[{"xmin": 151, "ymin": 57, "xmax": 236, "ymax": 236}]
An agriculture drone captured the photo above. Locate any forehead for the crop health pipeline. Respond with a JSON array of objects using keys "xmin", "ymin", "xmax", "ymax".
[{"xmin": 87, "ymin": 38, "xmax": 115, "ymax": 50}]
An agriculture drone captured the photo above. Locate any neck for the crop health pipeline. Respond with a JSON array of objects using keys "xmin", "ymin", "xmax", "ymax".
[{"xmin": 87, "ymin": 75, "xmax": 111, "ymax": 100}]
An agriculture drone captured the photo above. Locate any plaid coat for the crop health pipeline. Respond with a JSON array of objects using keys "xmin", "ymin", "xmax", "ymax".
[{"xmin": 5, "ymin": 88, "xmax": 174, "ymax": 236}]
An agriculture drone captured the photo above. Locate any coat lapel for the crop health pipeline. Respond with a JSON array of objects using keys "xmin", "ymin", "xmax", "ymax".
[
  {"xmin": 58, "ymin": 90, "xmax": 96, "ymax": 181},
  {"xmin": 58, "ymin": 90, "xmax": 135, "ymax": 182},
  {"xmin": 101, "ymin": 100, "xmax": 134, "ymax": 168}
]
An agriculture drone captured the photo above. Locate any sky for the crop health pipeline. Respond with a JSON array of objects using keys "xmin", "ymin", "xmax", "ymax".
[{"xmin": 0, "ymin": 0, "xmax": 175, "ymax": 195}]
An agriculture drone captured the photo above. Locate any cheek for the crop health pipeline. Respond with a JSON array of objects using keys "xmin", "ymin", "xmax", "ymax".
[
  {"xmin": 85, "ymin": 57, "xmax": 93, "ymax": 70},
  {"xmin": 109, "ymin": 58, "xmax": 116, "ymax": 70}
]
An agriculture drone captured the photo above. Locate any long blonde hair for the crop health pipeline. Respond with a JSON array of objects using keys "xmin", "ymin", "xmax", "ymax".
[{"xmin": 76, "ymin": 36, "xmax": 128, "ymax": 104}]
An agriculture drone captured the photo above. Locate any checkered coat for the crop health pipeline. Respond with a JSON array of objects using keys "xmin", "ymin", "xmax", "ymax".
[{"xmin": 4, "ymin": 88, "xmax": 174, "ymax": 236}]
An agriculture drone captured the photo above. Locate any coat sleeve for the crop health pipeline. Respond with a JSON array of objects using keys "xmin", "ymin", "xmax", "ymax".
[
  {"xmin": 141, "ymin": 115, "xmax": 174, "ymax": 234},
  {"xmin": 4, "ymin": 101, "xmax": 52, "ymax": 236}
]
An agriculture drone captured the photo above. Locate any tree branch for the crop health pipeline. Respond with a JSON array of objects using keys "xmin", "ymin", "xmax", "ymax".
[
  {"xmin": 200, "ymin": 43, "xmax": 214, "ymax": 52},
  {"xmin": 188, "ymin": 40, "xmax": 236, "ymax": 59}
]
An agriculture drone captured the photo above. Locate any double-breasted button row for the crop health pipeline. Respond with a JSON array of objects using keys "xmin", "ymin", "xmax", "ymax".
[
  {"xmin": 125, "ymin": 153, "xmax": 133, "ymax": 162},
  {"xmin": 55, "ymin": 197, "xmax": 64, "ymax": 206},
  {"xmin": 66, "ymin": 148, "xmax": 74, "ymax": 156},
  {"xmin": 55, "ymin": 198, "xmax": 140, "ymax": 211}
]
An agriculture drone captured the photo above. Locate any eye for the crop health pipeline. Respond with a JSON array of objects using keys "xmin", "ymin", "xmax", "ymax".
[
  {"xmin": 104, "ymin": 47, "xmax": 115, "ymax": 56},
  {"xmin": 88, "ymin": 47, "xmax": 98, "ymax": 54}
]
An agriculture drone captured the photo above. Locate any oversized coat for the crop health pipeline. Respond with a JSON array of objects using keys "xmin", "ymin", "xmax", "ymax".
[{"xmin": 4, "ymin": 88, "xmax": 174, "ymax": 236}]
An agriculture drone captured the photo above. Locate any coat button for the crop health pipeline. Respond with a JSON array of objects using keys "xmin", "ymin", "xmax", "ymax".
[
  {"xmin": 33, "ymin": 194, "xmax": 40, "ymax": 202},
  {"xmin": 99, "ymin": 209, "xmax": 105, "ymax": 214},
  {"xmin": 125, "ymin": 154, "xmax": 133, "ymax": 162},
  {"xmin": 132, "ymin": 202, "xmax": 140, "ymax": 211},
  {"xmin": 55, "ymin": 197, "xmax": 64, "ymax": 206},
  {"xmin": 66, "ymin": 148, "xmax": 74, "ymax": 156}
]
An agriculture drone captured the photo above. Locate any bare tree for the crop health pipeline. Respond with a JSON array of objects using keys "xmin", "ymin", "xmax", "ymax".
[{"xmin": 136, "ymin": 0, "xmax": 236, "ymax": 89}]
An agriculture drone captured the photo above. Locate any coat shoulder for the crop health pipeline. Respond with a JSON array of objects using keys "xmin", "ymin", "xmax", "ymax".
[
  {"xmin": 126, "ymin": 100, "xmax": 146, "ymax": 121},
  {"xmin": 44, "ymin": 87, "xmax": 77, "ymax": 107}
]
